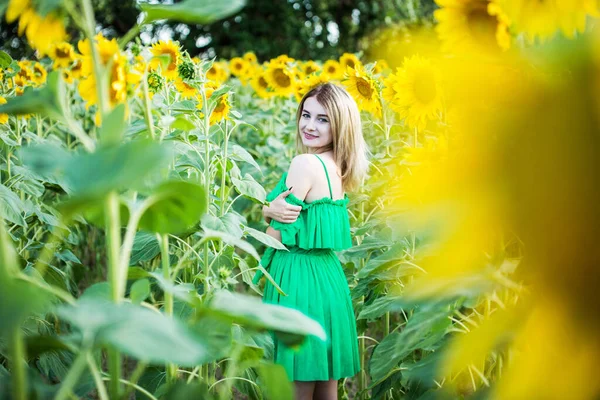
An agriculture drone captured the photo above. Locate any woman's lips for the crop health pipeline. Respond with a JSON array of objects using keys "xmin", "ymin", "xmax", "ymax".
[{"xmin": 304, "ymin": 131, "xmax": 318, "ymax": 140}]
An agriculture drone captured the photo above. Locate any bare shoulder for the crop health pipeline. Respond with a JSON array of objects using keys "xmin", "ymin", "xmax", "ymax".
[{"xmin": 288, "ymin": 154, "xmax": 319, "ymax": 176}]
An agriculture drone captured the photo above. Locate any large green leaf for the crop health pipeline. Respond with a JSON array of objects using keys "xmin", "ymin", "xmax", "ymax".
[
  {"xmin": 245, "ymin": 227, "xmax": 287, "ymax": 250},
  {"xmin": 130, "ymin": 231, "xmax": 160, "ymax": 264},
  {"xmin": 56, "ymin": 298, "xmax": 217, "ymax": 366},
  {"xmin": 232, "ymin": 174, "xmax": 267, "ymax": 203},
  {"xmin": 206, "ymin": 291, "xmax": 326, "ymax": 346},
  {"xmin": 369, "ymin": 307, "xmax": 453, "ymax": 383},
  {"xmin": 230, "ymin": 144, "xmax": 261, "ymax": 173},
  {"xmin": 256, "ymin": 364, "xmax": 293, "ymax": 400},
  {"xmin": 0, "ymin": 184, "xmax": 27, "ymax": 227},
  {"xmin": 97, "ymin": 103, "xmax": 127, "ymax": 145},
  {"xmin": 201, "ymin": 228, "xmax": 259, "ymax": 260},
  {"xmin": 138, "ymin": 180, "xmax": 206, "ymax": 234},
  {"xmin": 0, "ymin": 71, "xmax": 67, "ymax": 121},
  {"xmin": 142, "ymin": 0, "xmax": 245, "ymax": 24}
]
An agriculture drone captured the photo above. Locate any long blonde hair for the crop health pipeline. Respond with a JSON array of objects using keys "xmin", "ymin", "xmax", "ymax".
[{"xmin": 296, "ymin": 83, "xmax": 368, "ymax": 191}]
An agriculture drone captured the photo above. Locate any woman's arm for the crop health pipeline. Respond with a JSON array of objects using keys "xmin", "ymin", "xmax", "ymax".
[{"xmin": 262, "ymin": 188, "xmax": 301, "ymax": 224}]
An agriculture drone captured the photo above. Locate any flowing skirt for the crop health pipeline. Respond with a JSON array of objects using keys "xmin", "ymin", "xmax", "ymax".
[{"xmin": 262, "ymin": 247, "xmax": 360, "ymax": 381}]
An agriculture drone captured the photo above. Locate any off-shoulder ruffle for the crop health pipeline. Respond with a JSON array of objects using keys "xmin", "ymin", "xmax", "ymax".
[{"xmin": 267, "ymin": 173, "xmax": 352, "ymax": 251}]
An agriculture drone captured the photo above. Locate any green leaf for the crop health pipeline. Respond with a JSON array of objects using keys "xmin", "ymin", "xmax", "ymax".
[
  {"xmin": 130, "ymin": 231, "xmax": 160, "ymax": 264},
  {"xmin": 127, "ymin": 266, "xmax": 150, "ymax": 280},
  {"xmin": 57, "ymin": 298, "xmax": 217, "ymax": 366},
  {"xmin": 142, "ymin": 0, "xmax": 245, "ymax": 24},
  {"xmin": 0, "ymin": 184, "xmax": 27, "ymax": 227},
  {"xmin": 130, "ymin": 279, "xmax": 150, "ymax": 305},
  {"xmin": 0, "ymin": 51, "xmax": 12, "ymax": 69},
  {"xmin": 207, "ymin": 290, "xmax": 326, "ymax": 346},
  {"xmin": 138, "ymin": 180, "xmax": 206, "ymax": 234},
  {"xmin": 232, "ymin": 173, "xmax": 266, "ymax": 203},
  {"xmin": 97, "ymin": 103, "xmax": 127, "ymax": 145},
  {"xmin": 201, "ymin": 228, "xmax": 259, "ymax": 260},
  {"xmin": 0, "ymin": 71, "xmax": 66, "ymax": 121},
  {"xmin": 230, "ymin": 144, "xmax": 261, "ymax": 173},
  {"xmin": 369, "ymin": 307, "xmax": 452, "ymax": 383},
  {"xmin": 171, "ymin": 115, "xmax": 196, "ymax": 131},
  {"xmin": 245, "ymin": 227, "xmax": 286, "ymax": 250},
  {"xmin": 256, "ymin": 364, "xmax": 294, "ymax": 400}
]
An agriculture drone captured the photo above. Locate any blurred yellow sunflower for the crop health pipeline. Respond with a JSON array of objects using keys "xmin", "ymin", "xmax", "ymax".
[
  {"xmin": 6, "ymin": 0, "xmax": 67, "ymax": 55},
  {"xmin": 265, "ymin": 60, "xmax": 296, "ymax": 97},
  {"xmin": 435, "ymin": 0, "xmax": 511, "ymax": 52},
  {"xmin": 301, "ymin": 60, "xmax": 320, "ymax": 76},
  {"xmin": 174, "ymin": 78, "xmax": 197, "ymax": 99},
  {"xmin": 492, "ymin": 0, "xmax": 598, "ymax": 42},
  {"xmin": 373, "ymin": 59, "xmax": 389, "ymax": 75},
  {"xmin": 0, "ymin": 96, "xmax": 8, "ymax": 124},
  {"xmin": 249, "ymin": 69, "xmax": 273, "ymax": 99},
  {"xmin": 196, "ymin": 83, "xmax": 231, "ymax": 125},
  {"xmin": 274, "ymin": 54, "xmax": 295, "ymax": 64},
  {"xmin": 382, "ymin": 69, "xmax": 401, "ymax": 107},
  {"xmin": 127, "ymin": 55, "xmax": 145, "ymax": 87},
  {"xmin": 207, "ymin": 61, "xmax": 229, "ymax": 84},
  {"xmin": 69, "ymin": 57, "xmax": 83, "ymax": 81},
  {"xmin": 149, "ymin": 40, "xmax": 181, "ymax": 79},
  {"xmin": 322, "ymin": 60, "xmax": 343, "ymax": 80},
  {"xmin": 31, "ymin": 62, "xmax": 47, "ymax": 86},
  {"xmin": 243, "ymin": 51, "xmax": 258, "ymax": 64},
  {"xmin": 295, "ymin": 73, "xmax": 329, "ymax": 102},
  {"xmin": 393, "ymin": 55, "xmax": 443, "ymax": 130},
  {"xmin": 49, "ymin": 42, "xmax": 75, "ymax": 69},
  {"xmin": 77, "ymin": 35, "xmax": 127, "ymax": 107},
  {"xmin": 342, "ymin": 65, "xmax": 381, "ymax": 117},
  {"xmin": 14, "ymin": 60, "xmax": 34, "ymax": 87},
  {"xmin": 339, "ymin": 53, "xmax": 361, "ymax": 70},
  {"xmin": 229, "ymin": 57, "xmax": 250, "ymax": 78}
]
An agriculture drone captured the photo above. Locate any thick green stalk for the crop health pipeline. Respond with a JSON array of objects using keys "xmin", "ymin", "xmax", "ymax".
[
  {"xmin": 201, "ymin": 86, "xmax": 211, "ymax": 295},
  {"xmin": 105, "ymin": 192, "xmax": 122, "ymax": 398},
  {"xmin": 10, "ymin": 327, "xmax": 27, "ymax": 400},
  {"xmin": 220, "ymin": 121, "xmax": 229, "ymax": 217},
  {"xmin": 142, "ymin": 69, "xmax": 156, "ymax": 140},
  {"xmin": 160, "ymin": 234, "xmax": 177, "ymax": 382}
]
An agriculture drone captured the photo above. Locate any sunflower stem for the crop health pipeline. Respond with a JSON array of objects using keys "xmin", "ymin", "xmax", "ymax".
[
  {"xmin": 10, "ymin": 327, "xmax": 27, "ymax": 400},
  {"xmin": 220, "ymin": 120, "xmax": 229, "ymax": 217}
]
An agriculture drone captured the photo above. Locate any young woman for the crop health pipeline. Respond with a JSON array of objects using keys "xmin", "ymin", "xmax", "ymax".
[{"xmin": 253, "ymin": 83, "xmax": 368, "ymax": 400}]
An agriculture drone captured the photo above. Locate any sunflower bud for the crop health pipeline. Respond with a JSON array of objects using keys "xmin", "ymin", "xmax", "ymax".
[
  {"xmin": 147, "ymin": 71, "xmax": 164, "ymax": 94},
  {"xmin": 177, "ymin": 58, "xmax": 196, "ymax": 81}
]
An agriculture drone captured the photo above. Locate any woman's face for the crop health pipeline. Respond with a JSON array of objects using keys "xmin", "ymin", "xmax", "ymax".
[{"xmin": 299, "ymin": 96, "xmax": 332, "ymax": 149}]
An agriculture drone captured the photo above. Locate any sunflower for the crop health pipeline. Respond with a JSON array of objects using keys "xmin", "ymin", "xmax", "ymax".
[
  {"xmin": 491, "ymin": 0, "xmax": 598, "ymax": 42},
  {"xmin": 392, "ymin": 55, "xmax": 443, "ymax": 130},
  {"xmin": 264, "ymin": 60, "xmax": 296, "ymax": 97},
  {"xmin": 0, "ymin": 96, "xmax": 8, "ymax": 124},
  {"xmin": 342, "ymin": 65, "xmax": 381, "ymax": 117},
  {"xmin": 149, "ymin": 40, "xmax": 181, "ymax": 80},
  {"xmin": 174, "ymin": 78, "xmax": 197, "ymax": 99},
  {"xmin": 295, "ymin": 73, "xmax": 329, "ymax": 102},
  {"xmin": 434, "ymin": 0, "xmax": 511, "ymax": 52},
  {"xmin": 381, "ymin": 69, "xmax": 401, "ymax": 106},
  {"xmin": 49, "ymin": 42, "xmax": 75, "ymax": 69},
  {"xmin": 373, "ymin": 59, "xmax": 389, "ymax": 75},
  {"xmin": 196, "ymin": 82, "xmax": 231, "ymax": 125},
  {"xmin": 302, "ymin": 60, "xmax": 320, "ymax": 76},
  {"xmin": 14, "ymin": 60, "xmax": 34, "ymax": 87},
  {"xmin": 243, "ymin": 51, "xmax": 258, "ymax": 64},
  {"xmin": 249, "ymin": 68, "xmax": 274, "ymax": 99},
  {"xmin": 31, "ymin": 62, "xmax": 47, "ymax": 86},
  {"xmin": 69, "ymin": 57, "xmax": 83, "ymax": 81},
  {"xmin": 77, "ymin": 35, "xmax": 127, "ymax": 107},
  {"xmin": 6, "ymin": 0, "xmax": 67, "ymax": 55},
  {"xmin": 339, "ymin": 53, "xmax": 361, "ymax": 71},
  {"xmin": 207, "ymin": 61, "xmax": 229, "ymax": 84},
  {"xmin": 322, "ymin": 60, "xmax": 343, "ymax": 80},
  {"xmin": 229, "ymin": 57, "xmax": 250, "ymax": 77},
  {"xmin": 274, "ymin": 54, "xmax": 295, "ymax": 64}
]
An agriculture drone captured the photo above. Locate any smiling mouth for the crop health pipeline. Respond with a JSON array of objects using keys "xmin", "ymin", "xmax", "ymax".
[{"xmin": 304, "ymin": 131, "xmax": 318, "ymax": 140}]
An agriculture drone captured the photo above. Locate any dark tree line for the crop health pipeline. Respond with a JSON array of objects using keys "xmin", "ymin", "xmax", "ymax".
[{"xmin": 0, "ymin": 0, "xmax": 436, "ymax": 61}]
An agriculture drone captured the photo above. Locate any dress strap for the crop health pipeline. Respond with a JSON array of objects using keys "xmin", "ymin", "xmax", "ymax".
[{"xmin": 314, "ymin": 154, "xmax": 333, "ymax": 199}]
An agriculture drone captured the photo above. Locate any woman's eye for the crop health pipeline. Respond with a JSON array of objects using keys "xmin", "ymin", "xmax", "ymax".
[
  {"xmin": 319, "ymin": 118, "xmax": 329, "ymax": 123},
  {"xmin": 302, "ymin": 113, "xmax": 310, "ymax": 119}
]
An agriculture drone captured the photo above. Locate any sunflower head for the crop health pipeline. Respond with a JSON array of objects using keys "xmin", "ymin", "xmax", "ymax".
[
  {"xmin": 302, "ymin": 60, "xmax": 320, "ymax": 76},
  {"xmin": 243, "ymin": 51, "xmax": 258, "ymax": 64},
  {"xmin": 250, "ymin": 68, "xmax": 274, "ymax": 99},
  {"xmin": 207, "ymin": 61, "xmax": 229, "ymax": 83},
  {"xmin": 339, "ymin": 53, "xmax": 361, "ymax": 71},
  {"xmin": 295, "ymin": 73, "xmax": 330, "ymax": 102},
  {"xmin": 177, "ymin": 56, "xmax": 196, "ymax": 81},
  {"xmin": 435, "ymin": 0, "xmax": 511, "ymax": 53},
  {"xmin": 150, "ymin": 40, "xmax": 181, "ymax": 79},
  {"xmin": 342, "ymin": 65, "xmax": 381, "ymax": 117},
  {"xmin": 265, "ymin": 60, "xmax": 296, "ymax": 97},
  {"xmin": 322, "ymin": 60, "xmax": 343, "ymax": 80},
  {"xmin": 147, "ymin": 71, "xmax": 165, "ymax": 94},
  {"xmin": 229, "ymin": 57, "xmax": 249, "ymax": 77},
  {"xmin": 0, "ymin": 96, "xmax": 8, "ymax": 124},
  {"xmin": 174, "ymin": 78, "xmax": 197, "ymax": 99},
  {"xmin": 49, "ymin": 42, "xmax": 75, "ymax": 69}
]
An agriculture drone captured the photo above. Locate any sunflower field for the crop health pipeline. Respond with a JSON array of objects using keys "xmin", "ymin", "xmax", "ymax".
[{"xmin": 1, "ymin": 0, "xmax": 600, "ymax": 399}]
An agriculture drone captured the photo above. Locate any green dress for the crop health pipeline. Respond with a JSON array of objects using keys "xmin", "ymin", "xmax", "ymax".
[{"xmin": 253, "ymin": 154, "xmax": 360, "ymax": 382}]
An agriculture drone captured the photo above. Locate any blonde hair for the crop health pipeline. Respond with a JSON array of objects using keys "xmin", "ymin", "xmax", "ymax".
[{"xmin": 296, "ymin": 83, "xmax": 369, "ymax": 191}]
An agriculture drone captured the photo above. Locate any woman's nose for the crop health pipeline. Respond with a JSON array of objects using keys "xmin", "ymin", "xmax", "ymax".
[{"xmin": 306, "ymin": 118, "xmax": 316, "ymax": 130}]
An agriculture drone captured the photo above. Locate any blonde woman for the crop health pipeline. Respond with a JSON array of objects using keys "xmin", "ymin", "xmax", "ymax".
[{"xmin": 254, "ymin": 83, "xmax": 368, "ymax": 399}]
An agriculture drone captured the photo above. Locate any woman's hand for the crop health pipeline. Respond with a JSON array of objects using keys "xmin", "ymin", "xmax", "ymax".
[{"xmin": 262, "ymin": 188, "xmax": 302, "ymax": 224}]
